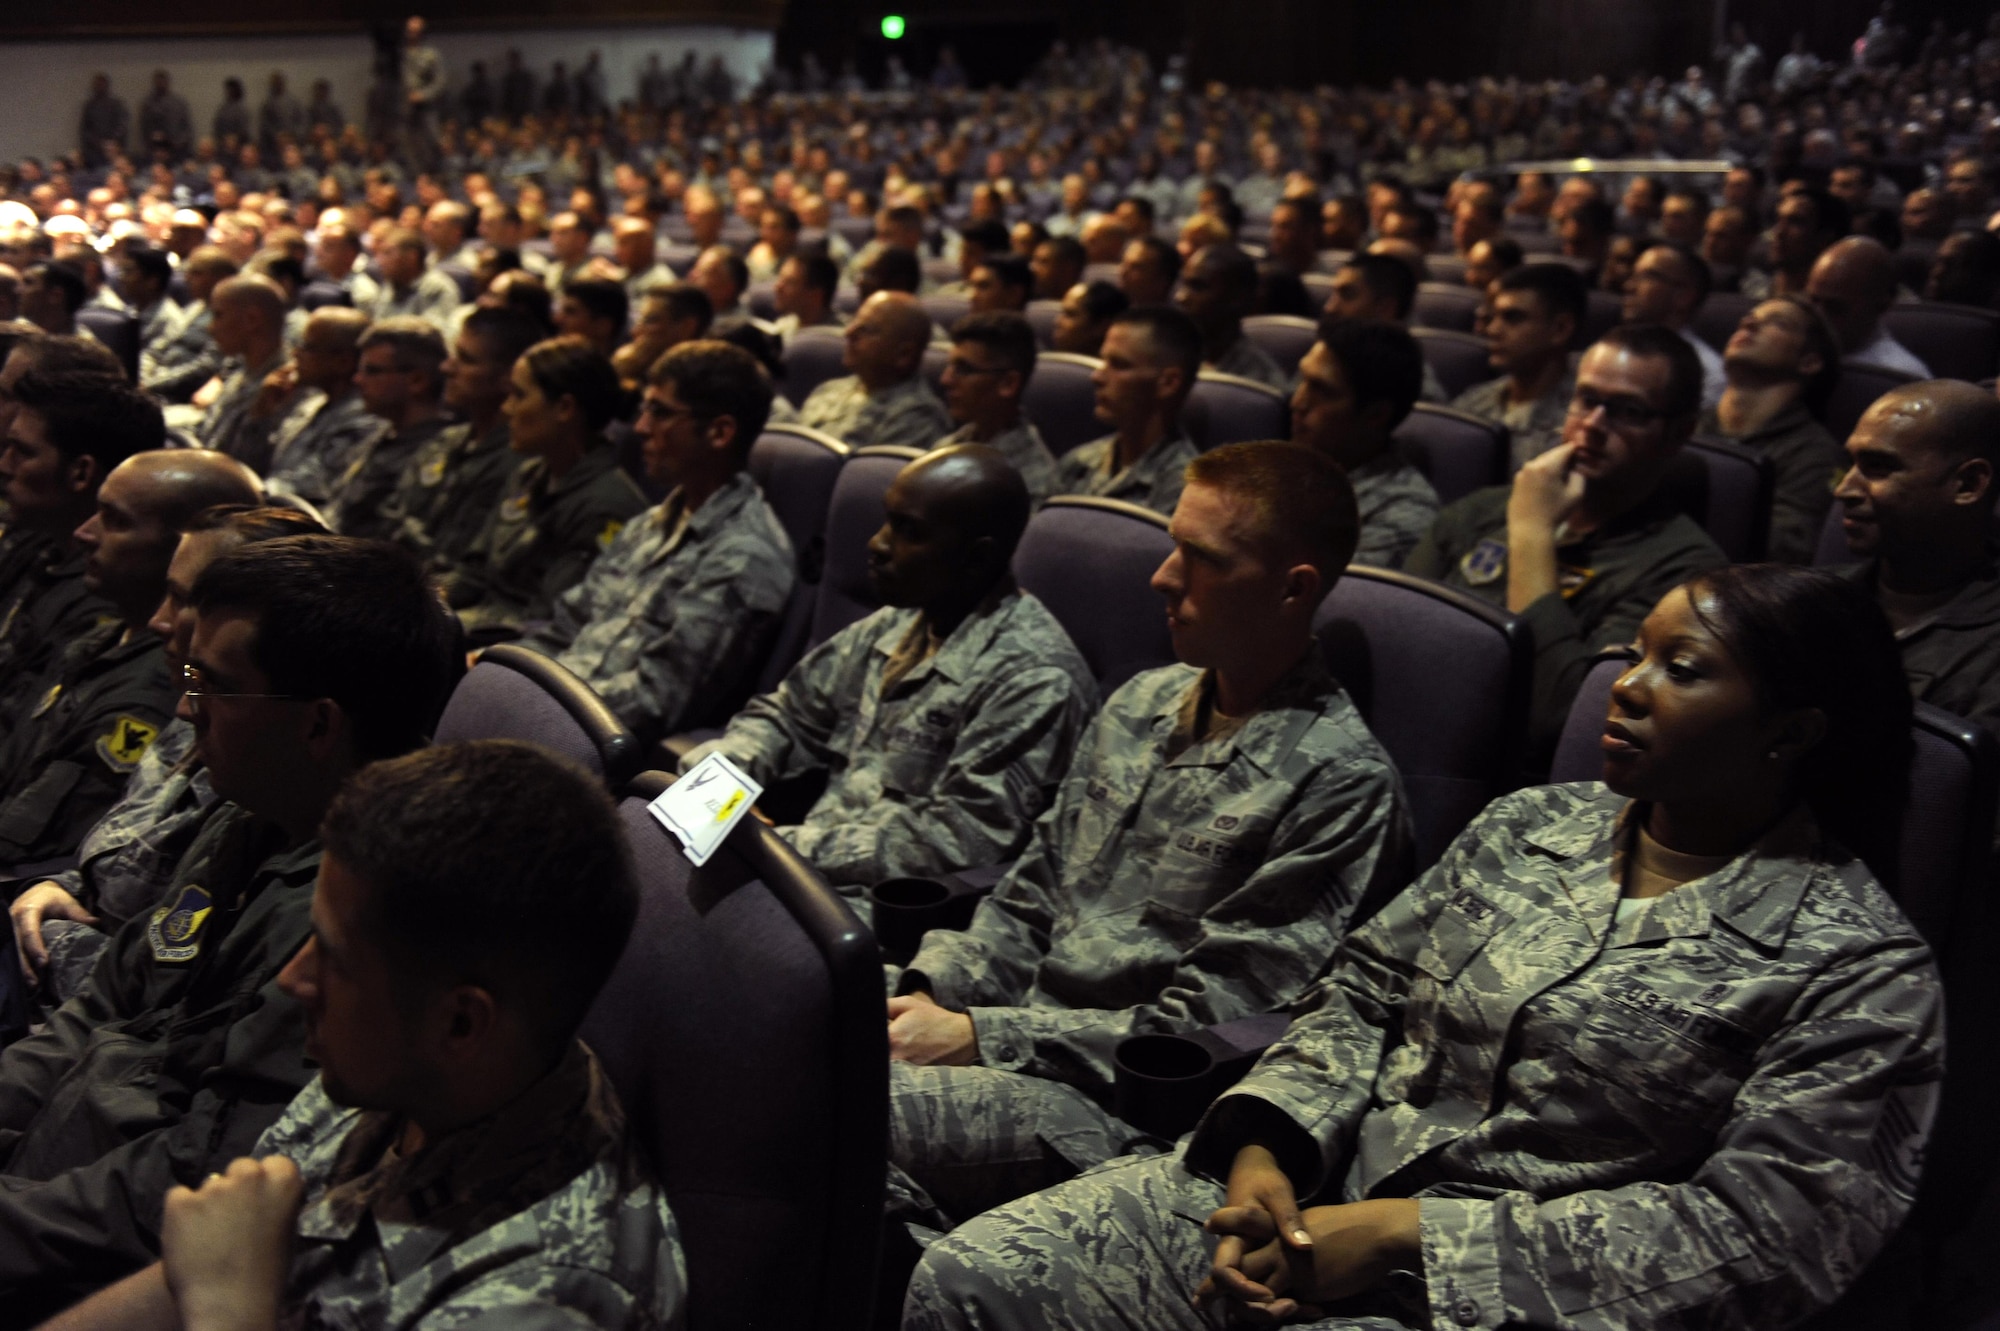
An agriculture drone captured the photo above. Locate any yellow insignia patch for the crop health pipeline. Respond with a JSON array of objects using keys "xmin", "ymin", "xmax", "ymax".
[
  {"xmin": 420, "ymin": 456, "xmax": 448, "ymax": 487},
  {"xmin": 96, "ymin": 714, "xmax": 159, "ymax": 772},
  {"xmin": 147, "ymin": 884, "xmax": 214, "ymax": 963},
  {"xmin": 1556, "ymin": 563, "xmax": 1599, "ymax": 599},
  {"xmin": 597, "ymin": 519, "xmax": 625, "ymax": 551},
  {"xmin": 31, "ymin": 683, "xmax": 62, "ymax": 719}
]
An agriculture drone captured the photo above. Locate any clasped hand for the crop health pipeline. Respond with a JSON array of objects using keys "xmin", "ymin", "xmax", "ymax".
[
  {"xmin": 1193, "ymin": 1145, "xmax": 1419, "ymax": 1324},
  {"xmin": 886, "ymin": 990, "xmax": 978, "ymax": 1065}
]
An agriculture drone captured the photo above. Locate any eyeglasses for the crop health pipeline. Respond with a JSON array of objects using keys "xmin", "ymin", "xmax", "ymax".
[
  {"xmin": 637, "ymin": 398, "xmax": 699, "ymax": 423},
  {"xmin": 943, "ymin": 359, "xmax": 1008, "ymax": 378},
  {"xmin": 180, "ymin": 663, "xmax": 314, "ymax": 715},
  {"xmin": 1567, "ymin": 388, "xmax": 1668, "ymax": 431}
]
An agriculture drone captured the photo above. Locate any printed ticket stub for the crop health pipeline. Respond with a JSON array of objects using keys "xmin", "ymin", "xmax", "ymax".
[{"xmin": 649, "ymin": 752, "xmax": 765, "ymax": 866}]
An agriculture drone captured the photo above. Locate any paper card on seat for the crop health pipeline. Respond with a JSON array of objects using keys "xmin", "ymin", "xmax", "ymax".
[{"xmin": 648, "ymin": 753, "xmax": 765, "ymax": 867}]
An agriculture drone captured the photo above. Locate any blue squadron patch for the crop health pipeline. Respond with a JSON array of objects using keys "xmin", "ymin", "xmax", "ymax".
[
  {"xmin": 147, "ymin": 883, "xmax": 215, "ymax": 963},
  {"xmin": 1459, "ymin": 538, "xmax": 1507, "ymax": 586}
]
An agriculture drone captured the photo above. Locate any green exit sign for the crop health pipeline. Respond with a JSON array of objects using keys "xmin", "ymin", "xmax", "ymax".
[{"xmin": 880, "ymin": 14, "xmax": 906, "ymax": 39}]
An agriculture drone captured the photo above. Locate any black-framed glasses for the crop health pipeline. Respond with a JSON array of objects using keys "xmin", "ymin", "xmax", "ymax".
[
  {"xmin": 637, "ymin": 397, "xmax": 701, "ymax": 424},
  {"xmin": 1567, "ymin": 388, "xmax": 1668, "ymax": 430},
  {"xmin": 180, "ymin": 663, "xmax": 314, "ymax": 715}
]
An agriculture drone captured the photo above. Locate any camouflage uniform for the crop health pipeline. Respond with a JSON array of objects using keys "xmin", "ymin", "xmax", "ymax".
[
  {"xmin": 260, "ymin": 1043, "xmax": 685, "ymax": 1329},
  {"xmin": 365, "ymin": 270, "xmax": 462, "ymax": 331},
  {"xmin": 799, "ymin": 373, "xmax": 954, "ymax": 449},
  {"xmin": 519, "ymin": 471, "xmax": 796, "ymax": 740},
  {"xmin": 932, "ymin": 420, "xmax": 1061, "ymax": 504},
  {"xmin": 1451, "ymin": 368, "xmax": 1575, "ymax": 470},
  {"xmin": 1700, "ymin": 400, "xmax": 1844, "ymax": 564},
  {"xmin": 0, "ymin": 806, "xmax": 321, "ymax": 1306},
  {"xmin": 0, "ymin": 624, "xmax": 176, "ymax": 870},
  {"xmin": 138, "ymin": 302, "xmax": 219, "ymax": 404},
  {"xmin": 322, "ymin": 416, "xmax": 448, "ymax": 542},
  {"xmin": 1210, "ymin": 336, "xmax": 1293, "ymax": 392},
  {"xmin": 888, "ymin": 652, "xmax": 1411, "ymax": 1224},
  {"xmin": 1406, "ymin": 488, "xmax": 1726, "ymax": 760},
  {"xmin": 1347, "ymin": 450, "xmax": 1439, "ymax": 570},
  {"xmin": 194, "ymin": 350, "xmax": 287, "ymax": 473},
  {"xmin": 381, "ymin": 418, "xmax": 520, "ymax": 570},
  {"xmin": 687, "ymin": 589, "xmax": 1099, "ymax": 888},
  {"xmin": 1052, "ymin": 432, "xmax": 1199, "ymax": 517},
  {"xmin": 445, "ymin": 445, "xmax": 648, "ymax": 637},
  {"xmin": 906, "ymin": 785, "xmax": 1943, "ymax": 1331},
  {"xmin": 265, "ymin": 389, "xmax": 388, "ymax": 508},
  {"xmin": 34, "ymin": 718, "xmax": 220, "ymax": 1001}
]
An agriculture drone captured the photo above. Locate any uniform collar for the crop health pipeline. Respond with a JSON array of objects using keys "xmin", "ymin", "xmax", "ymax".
[
  {"xmin": 1156, "ymin": 647, "xmax": 1336, "ymax": 773},
  {"xmin": 869, "ymin": 585, "xmax": 1019, "ymax": 688},
  {"xmin": 1845, "ymin": 552, "xmax": 2000, "ymax": 635}
]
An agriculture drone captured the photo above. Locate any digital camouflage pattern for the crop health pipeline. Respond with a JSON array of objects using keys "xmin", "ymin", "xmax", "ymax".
[
  {"xmin": 932, "ymin": 421, "xmax": 1061, "ymax": 504},
  {"xmin": 521, "ymin": 471, "xmax": 795, "ymax": 740},
  {"xmin": 444, "ymin": 444, "xmax": 648, "ymax": 637},
  {"xmin": 1051, "ymin": 433, "xmax": 1200, "ymax": 517},
  {"xmin": 1406, "ymin": 488, "xmax": 1725, "ymax": 759},
  {"xmin": 139, "ymin": 302, "xmax": 221, "ymax": 403},
  {"xmin": 266, "ymin": 390, "xmax": 390, "ymax": 507},
  {"xmin": 907, "ymin": 784, "xmax": 1943, "ymax": 1331},
  {"xmin": 688, "ymin": 590, "xmax": 1097, "ymax": 888},
  {"xmin": 1450, "ymin": 367, "xmax": 1575, "ymax": 470},
  {"xmin": 37, "ymin": 718, "xmax": 222, "ymax": 1001},
  {"xmin": 1211, "ymin": 337, "xmax": 1293, "ymax": 393},
  {"xmin": 799, "ymin": 373, "xmax": 954, "ymax": 450},
  {"xmin": 195, "ymin": 351, "xmax": 287, "ymax": 473},
  {"xmin": 261, "ymin": 1043, "xmax": 685, "ymax": 1330},
  {"xmin": 382, "ymin": 418, "xmax": 520, "ymax": 570},
  {"xmin": 0, "ymin": 623, "xmax": 176, "ymax": 868},
  {"xmin": 1346, "ymin": 450, "xmax": 1439, "ymax": 570},
  {"xmin": 902, "ymin": 651, "xmax": 1410, "ymax": 1100}
]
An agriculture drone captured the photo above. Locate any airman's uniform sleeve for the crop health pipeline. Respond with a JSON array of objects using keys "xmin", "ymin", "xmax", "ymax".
[
  {"xmin": 685, "ymin": 618, "xmax": 878, "ymax": 786},
  {"xmin": 782, "ymin": 662, "xmax": 1095, "ymax": 887}
]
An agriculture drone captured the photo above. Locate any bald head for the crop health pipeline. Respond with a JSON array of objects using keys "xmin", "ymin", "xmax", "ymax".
[
  {"xmin": 212, "ymin": 274, "xmax": 287, "ymax": 324},
  {"xmin": 1807, "ymin": 236, "xmax": 1899, "ymax": 352},
  {"xmin": 1864, "ymin": 379, "xmax": 2000, "ymax": 469},
  {"xmin": 844, "ymin": 291, "xmax": 934, "ymax": 389},
  {"xmin": 1366, "ymin": 237, "xmax": 1430, "ymax": 284},
  {"xmin": 83, "ymin": 449, "xmax": 262, "ymax": 623},
  {"xmin": 871, "ymin": 444, "xmax": 1030, "ymax": 615}
]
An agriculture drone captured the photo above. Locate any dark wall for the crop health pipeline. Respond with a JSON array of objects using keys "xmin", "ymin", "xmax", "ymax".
[{"xmin": 16, "ymin": 0, "xmax": 782, "ymax": 39}]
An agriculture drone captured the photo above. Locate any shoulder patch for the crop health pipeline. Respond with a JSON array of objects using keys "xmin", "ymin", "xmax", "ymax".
[
  {"xmin": 597, "ymin": 519, "xmax": 625, "ymax": 551},
  {"xmin": 419, "ymin": 454, "xmax": 448, "ymax": 487},
  {"xmin": 147, "ymin": 883, "xmax": 215, "ymax": 964},
  {"xmin": 96, "ymin": 714, "xmax": 159, "ymax": 772},
  {"xmin": 1459, "ymin": 538, "xmax": 1508, "ymax": 586},
  {"xmin": 1555, "ymin": 563, "xmax": 1598, "ymax": 599}
]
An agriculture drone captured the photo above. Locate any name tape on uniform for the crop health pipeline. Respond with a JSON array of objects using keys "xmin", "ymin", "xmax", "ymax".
[{"xmin": 648, "ymin": 752, "xmax": 765, "ymax": 867}]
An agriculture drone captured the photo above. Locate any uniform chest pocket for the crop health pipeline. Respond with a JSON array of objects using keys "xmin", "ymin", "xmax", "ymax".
[
  {"xmin": 1569, "ymin": 989, "xmax": 1758, "ymax": 1132},
  {"xmin": 1412, "ymin": 888, "xmax": 1512, "ymax": 983},
  {"xmin": 880, "ymin": 713, "xmax": 954, "ymax": 794}
]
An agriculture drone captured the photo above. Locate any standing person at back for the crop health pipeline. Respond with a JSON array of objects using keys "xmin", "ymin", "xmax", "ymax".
[
  {"xmin": 1407, "ymin": 325, "xmax": 1726, "ymax": 763},
  {"xmin": 442, "ymin": 336, "xmax": 646, "ymax": 639},
  {"xmin": 798, "ymin": 290, "xmax": 952, "ymax": 448},
  {"xmin": 1053, "ymin": 306, "xmax": 1201, "ymax": 516}
]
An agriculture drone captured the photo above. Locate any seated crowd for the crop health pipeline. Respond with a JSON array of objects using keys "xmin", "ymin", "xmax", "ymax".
[{"xmin": 0, "ymin": 25, "xmax": 1992, "ymax": 1331}]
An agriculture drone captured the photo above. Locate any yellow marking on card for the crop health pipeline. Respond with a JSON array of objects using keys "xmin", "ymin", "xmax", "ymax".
[{"xmin": 713, "ymin": 790, "xmax": 746, "ymax": 823}]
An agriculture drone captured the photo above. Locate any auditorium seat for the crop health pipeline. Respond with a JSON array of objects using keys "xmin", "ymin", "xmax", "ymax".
[
  {"xmin": 1580, "ymin": 289, "xmax": 1623, "ymax": 348},
  {"xmin": 1021, "ymin": 351, "xmax": 1105, "ymax": 455},
  {"xmin": 1691, "ymin": 291, "xmax": 1756, "ymax": 353},
  {"xmin": 1824, "ymin": 359, "xmax": 1920, "ymax": 447},
  {"xmin": 809, "ymin": 445, "xmax": 922, "ymax": 646},
  {"xmin": 1312, "ymin": 250, "xmax": 1353, "ymax": 274},
  {"xmin": 298, "ymin": 280, "xmax": 353, "ymax": 311},
  {"xmin": 660, "ymin": 243, "xmax": 701, "ymax": 273},
  {"xmin": 439, "ymin": 264, "xmax": 479, "ymax": 303},
  {"xmin": 1083, "ymin": 261, "xmax": 1121, "ymax": 286},
  {"xmin": 1242, "ymin": 313, "xmax": 1319, "ymax": 378},
  {"xmin": 1315, "ymin": 567, "xmax": 1531, "ymax": 869},
  {"xmin": 585, "ymin": 783, "xmax": 884, "ymax": 1331},
  {"xmin": 1412, "ymin": 282, "xmax": 1480, "ymax": 332},
  {"xmin": 1394, "ymin": 403, "xmax": 1510, "ymax": 504},
  {"xmin": 747, "ymin": 280, "xmax": 779, "ymax": 320},
  {"xmin": 921, "ymin": 256, "xmax": 960, "ymax": 287},
  {"xmin": 921, "ymin": 341, "xmax": 950, "ymax": 394},
  {"xmin": 781, "ymin": 325, "xmax": 849, "ymax": 407},
  {"xmin": 1012, "ymin": 496, "xmax": 1176, "ymax": 696},
  {"xmin": 1812, "ymin": 502, "xmax": 1854, "ymax": 567},
  {"xmin": 1410, "ymin": 327, "xmax": 1494, "ymax": 400},
  {"xmin": 435, "ymin": 643, "xmax": 643, "ymax": 787},
  {"xmin": 750, "ymin": 424, "xmax": 849, "ymax": 585},
  {"xmin": 921, "ymin": 292, "xmax": 970, "ymax": 331},
  {"xmin": 1024, "ymin": 298, "xmax": 1062, "ymax": 348},
  {"xmin": 75, "ymin": 307, "xmax": 139, "ymax": 380},
  {"xmin": 1428, "ymin": 254, "xmax": 1470, "ymax": 286},
  {"xmin": 1882, "ymin": 301, "xmax": 2000, "ymax": 383},
  {"xmin": 1186, "ymin": 371, "xmax": 1289, "ymax": 449},
  {"xmin": 1667, "ymin": 436, "xmax": 1776, "ymax": 562},
  {"xmin": 1302, "ymin": 271, "xmax": 1335, "ymax": 309},
  {"xmin": 834, "ymin": 285, "xmax": 862, "ymax": 317},
  {"xmin": 831, "ymin": 215, "xmax": 873, "ymax": 248}
]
